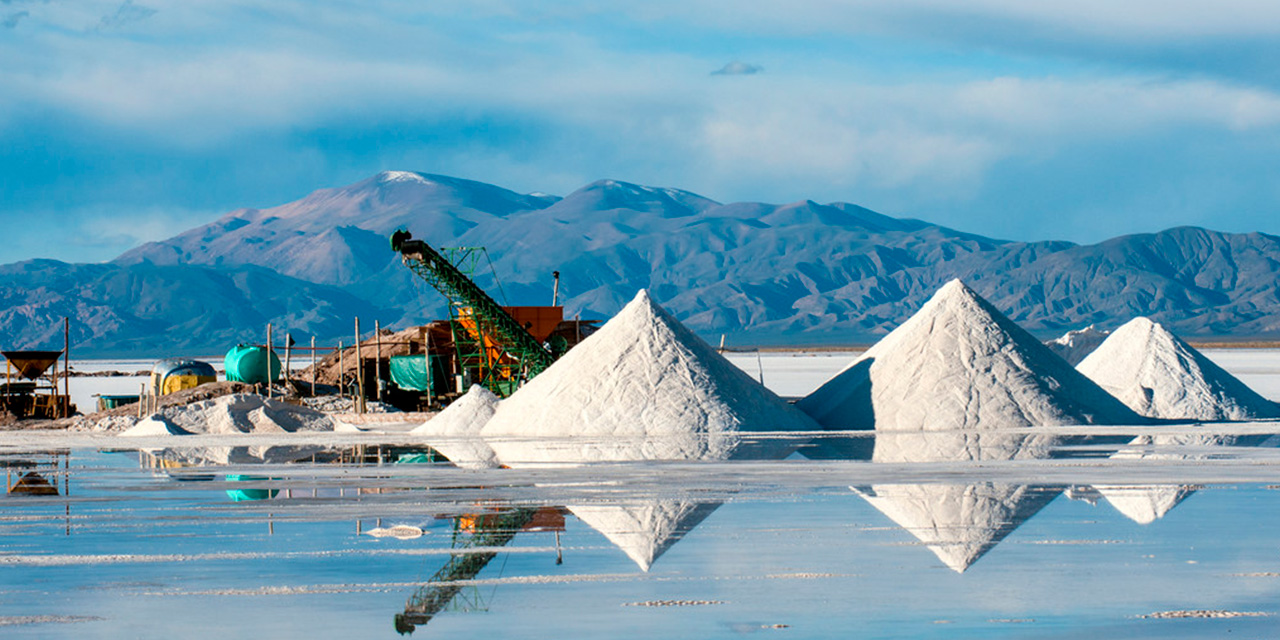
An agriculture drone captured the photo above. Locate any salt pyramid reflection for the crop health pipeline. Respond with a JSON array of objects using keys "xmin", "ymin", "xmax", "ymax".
[
  {"xmin": 569, "ymin": 501, "xmax": 721, "ymax": 571},
  {"xmin": 854, "ymin": 432, "xmax": 1064, "ymax": 573},
  {"xmin": 1091, "ymin": 431, "xmax": 1269, "ymax": 524}
]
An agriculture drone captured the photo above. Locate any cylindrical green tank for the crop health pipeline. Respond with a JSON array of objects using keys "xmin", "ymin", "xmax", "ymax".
[{"xmin": 223, "ymin": 345, "xmax": 282, "ymax": 384}]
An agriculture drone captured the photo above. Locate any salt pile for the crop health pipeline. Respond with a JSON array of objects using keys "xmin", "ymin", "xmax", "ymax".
[
  {"xmin": 1045, "ymin": 325, "xmax": 1111, "ymax": 366},
  {"xmin": 798, "ymin": 280, "xmax": 1142, "ymax": 431},
  {"xmin": 409, "ymin": 385, "xmax": 501, "ymax": 469},
  {"xmin": 481, "ymin": 289, "xmax": 818, "ymax": 464},
  {"xmin": 570, "ymin": 501, "xmax": 720, "ymax": 571},
  {"xmin": 120, "ymin": 393, "xmax": 334, "ymax": 436},
  {"xmin": 1076, "ymin": 317, "xmax": 1280, "ymax": 421},
  {"xmin": 119, "ymin": 394, "xmax": 333, "ymax": 465}
]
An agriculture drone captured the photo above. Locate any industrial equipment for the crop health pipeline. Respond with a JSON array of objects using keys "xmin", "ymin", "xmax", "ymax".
[
  {"xmin": 1, "ymin": 350, "xmax": 73, "ymax": 419},
  {"xmin": 224, "ymin": 345, "xmax": 282, "ymax": 385},
  {"xmin": 150, "ymin": 358, "xmax": 217, "ymax": 396},
  {"xmin": 391, "ymin": 230, "xmax": 557, "ymax": 397}
]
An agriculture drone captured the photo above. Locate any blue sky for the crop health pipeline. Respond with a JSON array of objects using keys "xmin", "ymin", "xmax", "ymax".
[{"xmin": 3, "ymin": 1, "xmax": 1280, "ymax": 264}]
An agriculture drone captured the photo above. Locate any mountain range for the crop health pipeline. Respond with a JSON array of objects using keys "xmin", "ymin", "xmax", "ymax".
[{"xmin": 4, "ymin": 170, "xmax": 1279, "ymax": 356}]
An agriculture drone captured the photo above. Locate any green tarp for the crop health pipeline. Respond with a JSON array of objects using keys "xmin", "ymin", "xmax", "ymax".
[{"xmin": 390, "ymin": 355, "xmax": 433, "ymax": 392}]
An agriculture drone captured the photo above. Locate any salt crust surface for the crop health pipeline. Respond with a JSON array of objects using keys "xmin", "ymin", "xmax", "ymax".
[
  {"xmin": 481, "ymin": 289, "xmax": 818, "ymax": 464},
  {"xmin": 1045, "ymin": 325, "xmax": 1111, "ymax": 366},
  {"xmin": 1077, "ymin": 317, "xmax": 1280, "ymax": 421},
  {"xmin": 409, "ymin": 385, "xmax": 500, "ymax": 469},
  {"xmin": 798, "ymin": 279, "xmax": 1142, "ymax": 431}
]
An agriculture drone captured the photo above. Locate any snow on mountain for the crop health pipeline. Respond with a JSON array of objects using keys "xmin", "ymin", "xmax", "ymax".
[
  {"xmin": 797, "ymin": 280, "xmax": 1142, "ymax": 431},
  {"xmin": 1077, "ymin": 317, "xmax": 1280, "ymax": 420}
]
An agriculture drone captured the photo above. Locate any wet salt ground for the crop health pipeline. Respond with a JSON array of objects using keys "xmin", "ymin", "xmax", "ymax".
[{"xmin": 4, "ymin": 351, "xmax": 1280, "ymax": 638}]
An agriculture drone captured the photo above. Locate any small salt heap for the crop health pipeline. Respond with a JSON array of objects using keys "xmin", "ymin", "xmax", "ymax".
[
  {"xmin": 798, "ymin": 279, "xmax": 1141, "ymax": 431},
  {"xmin": 120, "ymin": 393, "xmax": 334, "ymax": 436},
  {"xmin": 1076, "ymin": 317, "xmax": 1280, "ymax": 421},
  {"xmin": 1045, "ymin": 325, "xmax": 1111, "ymax": 366},
  {"xmin": 481, "ymin": 289, "xmax": 818, "ymax": 464},
  {"xmin": 410, "ymin": 385, "xmax": 501, "ymax": 469},
  {"xmin": 570, "ymin": 501, "xmax": 720, "ymax": 571}
]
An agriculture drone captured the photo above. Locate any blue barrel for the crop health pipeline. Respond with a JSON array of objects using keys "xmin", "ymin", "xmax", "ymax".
[{"xmin": 223, "ymin": 345, "xmax": 282, "ymax": 384}]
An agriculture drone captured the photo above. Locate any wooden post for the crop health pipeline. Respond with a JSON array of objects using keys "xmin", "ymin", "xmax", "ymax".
[
  {"xmin": 266, "ymin": 323, "xmax": 273, "ymax": 400},
  {"xmin": 284, "ymin": 332, "xmax": 293, "ymax": 394},
  {"xmin": 354, "ymin": 318, "xmax": 365, "ymax": 414},
  {"xmin": 63, "ymin": 317, "xmax": 70, "ymax": 418},
  {"xmin": 374, "ymin": 320, "xmax": 383, "ymax": 402},
  {"xmin": 338, "ymin": 341, "xmax": 345, "ymax": 399},
  {"xmin": 310, "ymin": 336, "xmax": 316, "ymax": 397}
]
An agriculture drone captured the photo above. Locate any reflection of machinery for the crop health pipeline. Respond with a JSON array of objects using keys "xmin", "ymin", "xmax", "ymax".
[
  {"xmin": 395, "ymin": 506, "xmax": 566, "ymax": 634},
  {"xmin": 391, "ymin": 230, "xmax": 596, "ymax": 399},
  {"xmin": 1, "ymin": 351, "xmax": 73, "ymax": 419},
  {"xmin": 4, "ymin": 451, "xmax": 68, "ymax": 497}
]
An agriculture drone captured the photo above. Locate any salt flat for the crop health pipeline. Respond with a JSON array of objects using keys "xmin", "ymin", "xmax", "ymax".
[{"xmin": 2, "ymin": 349, "xmax": 1280, "ymax": 638}]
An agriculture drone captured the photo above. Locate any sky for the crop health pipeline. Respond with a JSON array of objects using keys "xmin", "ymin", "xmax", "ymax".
[{"xmin": 2, "ymin": 1, "xmax": 1280, "ymax": 264}]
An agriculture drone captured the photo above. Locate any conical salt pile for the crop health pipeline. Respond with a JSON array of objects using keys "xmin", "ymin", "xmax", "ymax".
[
  {"xmin": 410, "ymin": 385, "xmax": 501, "ymax": 469},
  {"xmin": 481, "ymin": 290, "xmax": 818, "ymax": 464},
  {"xmin": 798, "ymin": 280, "xmax": 1141, "ymax": 431},
  {"xmin": 569, "ymin": 501, "xmax": 720, "ymax": 571},
  {"xmin": 1045, "ymin": 325, "xmax": 1111, "ymax": 366},
  {"xmin": 1076, "ymin": 317, "xmax": 1280, "ymax": 421}
]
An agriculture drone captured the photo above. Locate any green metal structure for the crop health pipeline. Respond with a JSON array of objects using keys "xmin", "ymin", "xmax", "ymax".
[
  {"xmin": 391, "ymin": 229, "xmax": 554, "ymax": 397},
  {"xmin": 394, "ymin": 508, "xmax": 537, "ymax": 634}
]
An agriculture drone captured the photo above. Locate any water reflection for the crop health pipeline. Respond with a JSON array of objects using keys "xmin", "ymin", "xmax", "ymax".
[
  {"xmin": 9, "ymin": 421, "xmax": 1280, "ymax": 637},
  {"xmin": 852, "ymin": 432, "xmax": 1064, "ymax": 572}
]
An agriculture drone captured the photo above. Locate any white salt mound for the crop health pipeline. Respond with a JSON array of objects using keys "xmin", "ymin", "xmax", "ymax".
[
  {"xmin": 119, "ymin": 393, "xmax": 333, "ymax": 437},
  {"xmin": 798, "ymin": 279, "xmax": 1142, "ymax": 431},
  {"xmin": 569, "ymin": 501, "xmax": 720, "ymax": 571},
  {"xmin": 1076, "ymin": 317, "xmax": 1280, "ymax": 421},
  {"xmin": 1045, "ymin": 325, "xmax": 1111, "ymax": 366},
  {"xmin": 410, "ymin": 385, "xmax": 501, "ymax": 469},
  {"xmin": 120, "ymin": 416, "xmax": 192, "ymax": 437},
  {"xmin": 481, "ymin": 289, "xmax": 818, "ymax": 464}
]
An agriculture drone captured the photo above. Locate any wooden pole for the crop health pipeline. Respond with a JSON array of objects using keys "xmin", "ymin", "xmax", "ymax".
[
  {"xmin": 354, "ymin": 318, "xmax": 365, "ymax": 414},
  {"xmin": 310, "ymin": 336, "xmax": 316, "ymax": 397},
  {"xmin": 284, "ymin": 332, "xmax": 293, "ymax": 394},
  {"xmin": 63, "ymin": 317, "xmax": 70, "ymax": 418},
  {"xmin": 374, "ymin": 320, "xmax": 383, "ymax": 402},
  {"xmin": 338, "ymin": 341, "xmax": 345, "ymax": 399},
  {"xmin": 266, "ymin": 323, "xmax": 273, "ymax": 400}
]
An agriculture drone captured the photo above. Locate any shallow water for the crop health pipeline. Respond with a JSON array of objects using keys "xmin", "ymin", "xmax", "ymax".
[{"xmin": 4, "ymin": 352, "xmax": 1280, "ymax": 638}]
